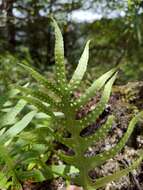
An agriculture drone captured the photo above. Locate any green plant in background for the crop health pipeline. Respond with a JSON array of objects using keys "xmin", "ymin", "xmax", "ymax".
[
  {"xmin": 0, "ymin": 90, "xmax": 78, "ymax": 190},
  {"xmin": 0, "ymin": 52, "xmax": 33, "ymax": 93},
  {"xmin": 17, "ymin": 19, "xmax": 143, "ymax": 190},
  {"xmin": 0, "ymin": 89, "xmax": 36, "ymax": 189},
  {"xmin": 0, "ymin": 90, "xmax": 68, "ymax": 189}
]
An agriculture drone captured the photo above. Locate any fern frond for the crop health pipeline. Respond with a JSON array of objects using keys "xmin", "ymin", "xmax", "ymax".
[
  {"xmin": 0, "ymin": 91, "xmax": 37, "ymax": 189},
  {"xmin": 74, "ymin": 68, "xmax": 117, "ymax": 108},
  {"xmin": 19, "ymin": 96, "xmax": 55, "ymax": 117},
  {"xmin": 0, "ymin": 111, "xmax": 36, "ymax": 144},
  {"xmin": 86, "ymin": 111, "xmax": 143, "ymax": 170},
  {"xmin": 80, "ymin": 72, "xmax": 117, "ymax": 128},
  {"xmin": 93, "ymin": 150, "xmax": 143, "ymax": 189},
  {"xmin": 52, "ymin": 18, "xmax": 67, "ymax": 90},
  {"xmin": 0, "ymin": 99, "xmax": 27, "ymax": 127},
  {"xmin": 19, "ymin": 63, "xmax": 61, "ymax": 96},
  {"xmin": 81, "ymin": 115, "xmax": 115, "ymax": 151},
  {"xmin": 59, "ymin": 152, "xmax": 76, "ymax": 166},
  {"xmin": 69, "ymin": 40, "xmax": 90, "ymax": 91},
  {"xmin": 16, "ymin": 86, "xmax": 59, "ymax": 108},
  {"xmin": 17, "ymin": 19, "xmax": 143, "ymax": 190}
]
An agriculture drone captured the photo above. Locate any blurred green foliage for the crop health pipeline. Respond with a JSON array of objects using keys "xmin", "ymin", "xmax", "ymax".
[
  {"xmin": 0, "ymin": 0, "xmax": 143, "ymax": 84},
  {"xmin": 0, "ymin": 50, "xmax": 32, "ymax": 92}
]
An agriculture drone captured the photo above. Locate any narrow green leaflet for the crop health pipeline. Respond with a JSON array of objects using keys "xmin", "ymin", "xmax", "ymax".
[
  {"xmin": 0, "ymin": 111, "xmax": 36, "ymax": 144},
  {"xmin": 81, "ymin": 115, "xmax": 115, "ymax": 151},
  {"xmin": 93, "ymin": 151, "xmax": 143, "ymax": 189},
  {"xmin": 19, "ymin": 63, "xmax": 61, "ymax": 96},
  {"xmin": 75, "ymin": 68, "xmax": 117, "ymax": 108},
  {"xmin": 19, "ymin": 96, "xmax": 55, "ymax": 117},
  {"xmin": 17, "ymin": 86, "xmax": 59, "ymax": 108},
  {"xmin": 52, "ymin": 18, "xmax": 67, "ymax": 89},
  {"xmin": 18, "ymin": 169, "xmax": 46, "ymax": 182},
  {"xmin": 69, "ymin": 40, "xmax": 90, "ymax": 91},
  {"xmin": 86, "ymin": 111, "xmax": 143, "ymax": 170},
  {"xmin": 80, "ymin": 73, "xmax": 117, "ymax": 128},
  {"xmin": 59, "ymin": 153, "xmax": 76, "ymax": 166},
  {"xmin": 0, "ymin": 99, "xmax": 27, "ymax": 127}
]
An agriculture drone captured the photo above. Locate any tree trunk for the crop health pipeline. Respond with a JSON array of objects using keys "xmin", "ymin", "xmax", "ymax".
[{"xmin": 7, "ymin": 0, "xmax": 16, "ymax": 51}]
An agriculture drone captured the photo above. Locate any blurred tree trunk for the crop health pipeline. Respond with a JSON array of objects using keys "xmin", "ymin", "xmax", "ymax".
[
  {"xmin": 6, "ymin": 0, "xmax": 16, "ymax": 51},
  {"xmin": 46, "ymin": 0, "xmax": 54, "ymax": 66}
]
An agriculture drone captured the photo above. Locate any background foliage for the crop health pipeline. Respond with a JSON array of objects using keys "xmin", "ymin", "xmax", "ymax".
[{"xmin": 0, "ymin": 0, "xmax": 143, "ymax": 85}]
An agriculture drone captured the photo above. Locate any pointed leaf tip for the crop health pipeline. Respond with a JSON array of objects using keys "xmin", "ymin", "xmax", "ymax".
[
  {"xmin": 69, "ymin": 40, "xmax": 91, "ymax": 90},
  {"xmin": 52, "ymin": 18, "xmax": 67, "ymax": 90}
]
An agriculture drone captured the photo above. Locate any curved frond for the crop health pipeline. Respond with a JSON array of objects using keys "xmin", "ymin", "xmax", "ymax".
[
  {"xmin": 93, "ymin": 151, "xmax": 143, "ymax": 189},
  {"xmin": 0, "ymin": 111, "xmax": 36, "ymax": 144},
  {"xmin": 59, "ymin": 152, "xmax": 76, "ymax": 166},
  {"xmin": 52, "ymin": 18, "xmax": 67, "ymax": 90},
  {"xmin": 19, "ymin": 96, "xmax": 55, "ymax": 117},
  {"xmin": 75, "ymin": 68, "xmax": 117, "ymax": 108},
  {"xmin": 69, "ymin": 40, "xmax": 90, "ymax": 91},
  {"xmin": 0, "ymin": 99, "xmax": 27, "ymax": 127},
  {"xmin": 80, "ymin": 72, "xmax": 117, "ymax": 128},
  {"xmin": 86, "ymin": 111, "xmax": 143, "ymax": 170},
  {"xmin": 17, "ymin": 86, "xmax": 59, "ymax": 108},
  {"xmin": 81, "ymin": 115, "xmax": 115, "ymax": 151},
  {"xmin": 19, "ymin": 63, "xmax": 61, "ymax": 96}
]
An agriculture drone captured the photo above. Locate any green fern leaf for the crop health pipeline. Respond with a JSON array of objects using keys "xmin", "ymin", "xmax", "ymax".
[
  {"xmin": 80, "ymin": 72, "xmax": 117, "ymax": 128},
  {"xmin": 52, "ymin": 18, "xmax": 67, "ymax": 90},
  {"xmin": 0, "ymin": 111, "xmax": 36, "ymax": 144},
  {"xmin": 69, "ymin": 40, "xmax": 90, "ymax": 91},
  {"xmin": 0, "ymin": 99, "xmax": 27, "ymax": 127},
  {"xmin": 20, "ymin": 96, "xmax": 55, "ymax": 117},
  {"xmin": 93, "ymin": 150, "xmax": 143, "ymax": 189},
  {"xmin": 81, "ymin": 115, "xmax": 115, "ymax": 151},
  {"xmin": 16, "ymin": 86, "xmax": 59, "ymax": 108},
  {"xmin": 59, "ymin": 152, "xmax": 76, "ymax": 166},
  {"xmin": 75, "ymin": 68, "xmax": 117, "ymax": 108},
  {"xmin": 86, "ymin": 111, "xmax": 143, "ymax": 170},
  {"xmin": 17, "ymin": 19, "xmax": 143, "ymax": 190},
  {"xmin": 19, "ymin": 63, "xmax": 61, "ymax": 96}
]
